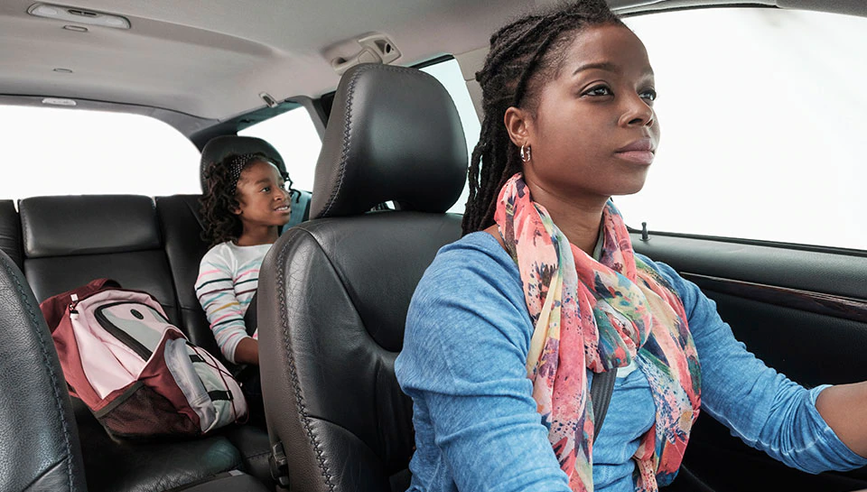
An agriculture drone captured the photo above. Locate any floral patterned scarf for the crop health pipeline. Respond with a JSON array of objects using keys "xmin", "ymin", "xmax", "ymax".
[{"xmin": 494, "ymin": 174, "xmax": 701, "ymax": 491}]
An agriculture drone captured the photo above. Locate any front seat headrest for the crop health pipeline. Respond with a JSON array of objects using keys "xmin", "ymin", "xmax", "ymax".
[
  {"xmin": 310, "ymin": 64, "xmax": 468, "ymax": 219},
  {"xmin": 199, "ymin": 136, "xmax": 287, "ymax": 193}
]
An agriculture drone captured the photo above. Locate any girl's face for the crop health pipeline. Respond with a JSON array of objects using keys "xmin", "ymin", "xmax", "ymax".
[
  {"xmin": 232, "ymin": 160, "xmax": 292, "ymax": 228},
  {"xmin": 509, "ymin": 24, "xmax": 659, "ymax": 204}
]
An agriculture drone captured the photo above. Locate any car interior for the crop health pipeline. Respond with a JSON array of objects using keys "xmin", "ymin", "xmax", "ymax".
[{"xmin": 1, "ymin": 0, "xmax": 866, "ymax": 491}]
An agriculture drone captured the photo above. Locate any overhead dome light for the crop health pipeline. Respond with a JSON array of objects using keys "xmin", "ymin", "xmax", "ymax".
[
  {"xmin": 42, "ymin": 98, "xmax": 77, "ymax": 106},
  {"xmin": 28, "ymin": 3, "xmax": 131, "ymax": 30}
]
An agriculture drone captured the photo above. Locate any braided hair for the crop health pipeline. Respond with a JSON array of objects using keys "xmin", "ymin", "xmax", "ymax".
[
  {"xmin": 200, "ymin": 152, "xmax": 293, "ymax": 247},
  {"xmin": 461, "ymin": 0, "xmax": 624, "ymax": 235}
]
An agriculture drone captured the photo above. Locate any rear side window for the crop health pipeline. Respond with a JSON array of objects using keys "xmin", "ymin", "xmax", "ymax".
[
  {"xmin": 616, "ymin": 8, "xmax": 867, "ymax": 251},
  {"xmin": 0, "ymin": 106, "xmax": 200, "ymax": 199},
  {"xmin": 238, "ymin": 107, "xmax": 322, "ymax": 192}
]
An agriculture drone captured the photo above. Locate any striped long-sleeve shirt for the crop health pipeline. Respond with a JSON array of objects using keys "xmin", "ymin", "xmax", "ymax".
[{"xmin": 195, "ymin": 241, "xmax": 272, "ymax": 363}]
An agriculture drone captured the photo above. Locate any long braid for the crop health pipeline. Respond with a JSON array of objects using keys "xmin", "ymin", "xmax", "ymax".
[{"xmin": 462, "ymin": 0, "xmax": 623, "ymax": 235}]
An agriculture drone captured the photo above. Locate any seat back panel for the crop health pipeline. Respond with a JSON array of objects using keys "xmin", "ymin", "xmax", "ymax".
[{"xmin": 259, "ymin": 213, "xmax": 460, "ymax": 490}]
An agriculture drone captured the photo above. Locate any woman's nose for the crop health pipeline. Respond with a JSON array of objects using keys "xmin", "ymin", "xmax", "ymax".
[{"xmin": 619, "ymin": 94, "xmax": 654, "ymax": 128}]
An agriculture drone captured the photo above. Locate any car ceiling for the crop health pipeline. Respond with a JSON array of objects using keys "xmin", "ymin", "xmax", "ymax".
[{"xmin": 0, "ymin": 0, "xmax": 862, "ymax": 125}]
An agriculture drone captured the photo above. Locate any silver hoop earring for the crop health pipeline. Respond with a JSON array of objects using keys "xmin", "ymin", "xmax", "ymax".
[{"xmin": 520, "ymin": 144, "xmax": 532, "ymax": 163}]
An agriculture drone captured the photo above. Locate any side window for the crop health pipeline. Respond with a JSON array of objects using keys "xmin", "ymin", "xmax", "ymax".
[
  {"xmin": 238, "ymin": 107, "xmax": 322, "ymax": 192},
  {"xmin": 421, "ymin": 58, "xmax": 481, "ymax": 214},
  {"xmin": 0, "ymin": 106, "xmax": 200, "ymax": 198},
  {"xmin": 617, "ymin": 8, "xmax": 867, "ymax": 250}
]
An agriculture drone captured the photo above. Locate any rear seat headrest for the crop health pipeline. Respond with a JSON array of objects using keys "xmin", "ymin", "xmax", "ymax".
[
  {"xmin": 20, "ymin": 195, "xmax": 160, "ymax": 258},
  {"xmin": 199, "ymin": 136, "xmax": 287, "ymax": 193},
  {"xmin": 310, "ymin": 64, "xmax": 467, "ymax": 219}
]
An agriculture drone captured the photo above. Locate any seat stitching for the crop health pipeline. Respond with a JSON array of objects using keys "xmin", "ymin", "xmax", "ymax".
[
  {"xmin": 319, "ymin": 65, "xmax": 364, "ymax": 218},
  {"xmin": 275, "ymin": 235, "xmax": 336, "ymax": 491},
  {"xmin": 0, "ymin": 254, "xmax": 78, "ymax": 491}
]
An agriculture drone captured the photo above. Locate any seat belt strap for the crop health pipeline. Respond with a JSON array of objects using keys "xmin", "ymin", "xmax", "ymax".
[{"xmin": 590, "ymin": 370, "xmax": 617, "ymax": 434}]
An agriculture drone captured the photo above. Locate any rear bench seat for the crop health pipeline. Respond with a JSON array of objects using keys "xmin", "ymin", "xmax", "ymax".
[{"xmin": 1, "ymin": 194, "xmax": 273, "ymax": 492}]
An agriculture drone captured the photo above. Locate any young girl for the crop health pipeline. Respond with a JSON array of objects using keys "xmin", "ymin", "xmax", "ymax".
[
  {"xmin": 394, "ymin": 2, "xmax": 867, "ymax": 491},
  {"xmin": 196, "ymin": 152, "xmax": 292, "ymax": 367}
]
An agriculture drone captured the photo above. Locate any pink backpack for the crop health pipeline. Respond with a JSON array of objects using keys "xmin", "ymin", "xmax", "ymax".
[{"xmin": 41, "ymin": 279, "xmax": 247, "ymax": 439}]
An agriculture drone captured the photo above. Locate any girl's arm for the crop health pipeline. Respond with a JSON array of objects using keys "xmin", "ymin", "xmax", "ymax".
[
  {"xmin": 233, "ymin": 337, "xmax": 259, "ymax": 365},
  {"xmin": 195, "ymin": 247, "xmax": 256, "ymax": 364}
]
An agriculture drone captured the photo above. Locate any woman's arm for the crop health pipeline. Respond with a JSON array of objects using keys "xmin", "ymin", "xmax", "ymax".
[
  {"xmin": 816, "ymin": 382, "xmax": 867, "ymax": 457},
  {"xmin": 648, "ymin": 258, "xmax": 867, "ymax": 473}
]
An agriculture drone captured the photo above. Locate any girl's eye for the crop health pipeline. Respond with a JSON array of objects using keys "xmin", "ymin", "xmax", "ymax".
[
  {"xmin": 584, "ymin": 85, "xmax": 612, "ymax": 97},
  {"xmin": 261, "ymin": 186, "xmax": 271, "ymax": 193},
  {"xmin": 640, "ymin": 88, "xmax": 657, "ymax": 102}
]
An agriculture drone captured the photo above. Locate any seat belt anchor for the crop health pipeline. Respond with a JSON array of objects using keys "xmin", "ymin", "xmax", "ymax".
[{"xmin": 269, "ymin": 441, "xmax": 291, "ymax": 489}]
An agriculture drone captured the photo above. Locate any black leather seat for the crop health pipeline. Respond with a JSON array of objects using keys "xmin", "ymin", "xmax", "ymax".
[
  {"xmin": 20, "ymin": 195, "xmax": 181, "ymax": 321},
  {"xmin": 0, "ymin": 249, "xmax": 87, "ymax": 492},
  {"xmin": 0, "ymin": 246, "xmax": 270, "ymax": 492},
  {"xmin": 258, "ymin": 63, "xmax": 467, "ymax": 491},
  {"xmin": 17, "ymin": 195, "xmax": 250, "ymax": 492}
]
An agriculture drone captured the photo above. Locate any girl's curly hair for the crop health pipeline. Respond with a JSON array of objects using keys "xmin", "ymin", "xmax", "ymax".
[{"xmin": 200, "ymin": 152, "xmax": 293, "ymax": 247}]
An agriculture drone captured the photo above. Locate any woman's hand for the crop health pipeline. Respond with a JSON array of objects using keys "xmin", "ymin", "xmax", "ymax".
[{"xmin": 816, "ymin": 381, "xmax": 867, "ymax": 458}]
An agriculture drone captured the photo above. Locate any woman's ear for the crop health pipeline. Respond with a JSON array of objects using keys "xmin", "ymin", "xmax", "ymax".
[
  {"xmin": 504, "ymin": 106, "xmax": 532, "ymax": 148},
  {"xmin": 230, "ymin": 204, "xmax": 242, "ymax": 216}
]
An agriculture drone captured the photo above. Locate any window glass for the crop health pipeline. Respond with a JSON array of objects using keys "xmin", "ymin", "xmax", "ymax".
[
  {"xmin": 0, "ymin": 106, "xmax": 200, "ymax": 199},
  {"xmin": 238, "ymin": 107, "xmax": 322, "ymax": 192},
  {"xmin": 617, "ymin": 8, "xmax": 867, "ymax": 250},
  {"xmin": 421, "ymin": 58, "xmax": 481, "ymax": 214}
]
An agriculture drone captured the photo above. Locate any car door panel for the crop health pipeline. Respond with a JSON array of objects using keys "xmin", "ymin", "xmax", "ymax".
[{"xmin": 632, "ymin": 233, "xmax": 867, "ymax": 491}]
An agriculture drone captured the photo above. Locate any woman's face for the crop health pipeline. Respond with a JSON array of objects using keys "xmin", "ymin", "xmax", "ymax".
[{"xmin": 512, "ymin": 24, "xmax": 659, "ymax": 204}]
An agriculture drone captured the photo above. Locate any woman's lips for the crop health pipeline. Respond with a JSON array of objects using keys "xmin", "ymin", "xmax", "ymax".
[
  {"xmin": 615, "ymin": 138, "xmax": 655, "ymax": 165},
  {"xmin": 614, "ymin": 150, "xmax": 655, "ymax": 165}
]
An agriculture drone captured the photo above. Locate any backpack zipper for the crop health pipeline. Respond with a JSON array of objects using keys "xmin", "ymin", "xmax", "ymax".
[{"xmin": 69, "ymin": 293, "xmax": 79, "ymax": 317}]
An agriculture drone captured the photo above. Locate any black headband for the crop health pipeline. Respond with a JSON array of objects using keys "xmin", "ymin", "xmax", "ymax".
[{"xmin": 229, "ymin": 153, "xmax": 268, "ymax": 195}]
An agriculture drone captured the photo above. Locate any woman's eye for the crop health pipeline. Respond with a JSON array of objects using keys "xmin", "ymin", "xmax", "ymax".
[
  {"xmin": 640, "ymin": 88, "xmax": 657, "ymax": 102},
  {"xmin": 584, "ymin": 85, "xmax": 612, "ymax": 97},
  {"xmin": 261, "ymin": 186, "xmax": 271, "ymax": 193}
]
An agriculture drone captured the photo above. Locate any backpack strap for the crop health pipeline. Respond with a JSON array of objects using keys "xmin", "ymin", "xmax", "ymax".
[
  {"xmin": 208, "ymin": 390, "xmax": 234, "ymax": 401},
  {"xmin": 590, "ymin": 369, "xmax": 616, "ymax": 435}
]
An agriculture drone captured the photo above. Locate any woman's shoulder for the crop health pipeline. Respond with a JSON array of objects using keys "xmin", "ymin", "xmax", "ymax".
[
  {"xmin": 410, "ymin": 231, "xmax": 526, "ymax": 314},
  {"xmin": 402, "ymin": 232, "xmax": 535, "ymax": 374},
  {"xmin": 421, "ymin": 231, "xmax": 520, "ymax": 290}
]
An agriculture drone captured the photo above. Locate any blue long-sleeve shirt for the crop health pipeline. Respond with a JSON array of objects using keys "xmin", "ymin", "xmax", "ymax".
[{"xmin": 394, "ymin": 232, "xmax": 866, "ymax": 492}]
